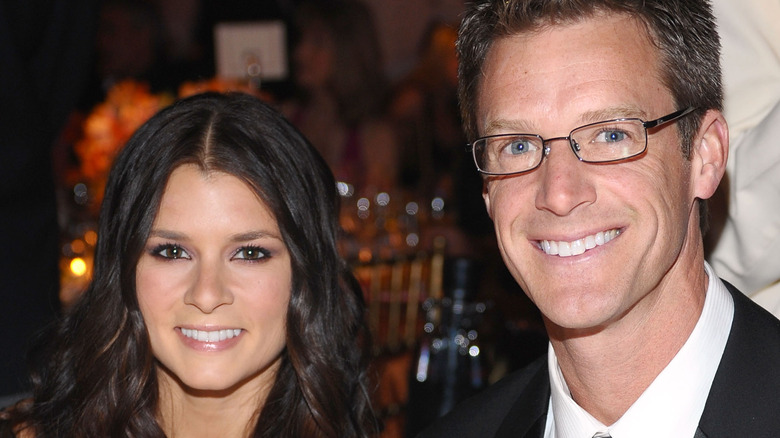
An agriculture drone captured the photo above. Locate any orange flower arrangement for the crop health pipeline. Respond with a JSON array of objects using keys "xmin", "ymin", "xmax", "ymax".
[
  {"xmin": 178, "ymin": 77, "xmax": 262, "ymax": 99},
  {"xmin": 74, "ymin": 78, "xmax": 266, "ymax": 208},
  {"xmin": 74, "ymin": 80, "xmax": 171, "ymax": 206}
]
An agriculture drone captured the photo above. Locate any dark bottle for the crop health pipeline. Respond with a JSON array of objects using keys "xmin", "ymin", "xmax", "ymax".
[{"xmin": 405, "ymin": 257, "xmax": 488, "ymax": 437}]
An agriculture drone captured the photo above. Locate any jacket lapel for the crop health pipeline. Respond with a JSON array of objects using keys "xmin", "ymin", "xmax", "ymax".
[
  {"xmin": 495, "ymin": 357, "xmax": 550, "ymax": 438},
  {"xmin": 697, "ymin": 281, "xmax": 780, "ymax": 437}
]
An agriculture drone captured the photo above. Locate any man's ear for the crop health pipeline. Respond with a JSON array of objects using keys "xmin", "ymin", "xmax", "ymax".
[
  {"xmin": 482, "ymin": 180, "xmax": 494, "ymax": 219},
  {"xmin": 691, "ymin": 109, "xmax": 729, "ymax": 200}
]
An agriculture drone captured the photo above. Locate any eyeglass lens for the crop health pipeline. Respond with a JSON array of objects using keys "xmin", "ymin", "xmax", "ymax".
[{"xmin": 474, "ymin": 119, "xmax": 647, "ymax": 175}]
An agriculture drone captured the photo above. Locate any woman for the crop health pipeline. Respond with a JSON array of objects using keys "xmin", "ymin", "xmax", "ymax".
[
  {"xmin": 1, "ymin": 93, "xmax": 377, "ymax": 437},
  {"xmin": 283, "ymin": 0, "xmax": 398, "ymax": 193}
]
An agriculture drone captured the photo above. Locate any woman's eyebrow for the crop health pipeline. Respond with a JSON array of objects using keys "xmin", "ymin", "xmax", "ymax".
[
  {"xmin": 229, "ymin": 230, "xmax": 283, "ymax": 242},
  {"xmin": 148, "ymin": 229, "xmax": 187, "ymax": 240}
]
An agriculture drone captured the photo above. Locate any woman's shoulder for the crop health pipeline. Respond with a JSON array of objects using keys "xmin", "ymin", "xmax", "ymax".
[
  {"xmin": 0, "ymin": 399, "xmax": 36, "ymax": 438},
  {"xmin": 0, "ymin": 419, "xmax": 34, "ymax": 438}
]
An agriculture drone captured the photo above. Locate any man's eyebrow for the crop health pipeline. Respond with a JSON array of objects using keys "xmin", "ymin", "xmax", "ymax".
[
  {"xmin": 482, "ymin": 105, "xmax": 650, "ymax": 136},
  {"xmin": 482, "ymin": 118, "xmax": 536, "ymax": 135},
  {"xmin": 579, "ymin": 105, "xmax": 648, "ymax": 124}
]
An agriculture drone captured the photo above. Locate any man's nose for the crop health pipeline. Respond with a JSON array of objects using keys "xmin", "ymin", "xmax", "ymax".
[{"xmin": 534, "ymin": 137, "xmax": 596, "ymax": 216}]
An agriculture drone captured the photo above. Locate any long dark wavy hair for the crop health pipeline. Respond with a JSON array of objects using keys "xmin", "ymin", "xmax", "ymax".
[{"xmin": 1, "ymin": 92, "xmax": 377, "ymax": 437}]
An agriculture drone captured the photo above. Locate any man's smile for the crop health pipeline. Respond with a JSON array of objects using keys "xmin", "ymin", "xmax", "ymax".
[{"xmin": 539, "ymin": 228, "xmax": 621, "ymax": 257}]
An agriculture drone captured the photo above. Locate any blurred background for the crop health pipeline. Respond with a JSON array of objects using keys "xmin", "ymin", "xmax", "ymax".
[{"xmin": 0, "ymin": 0, "xmax": 550, "ymax": 435}]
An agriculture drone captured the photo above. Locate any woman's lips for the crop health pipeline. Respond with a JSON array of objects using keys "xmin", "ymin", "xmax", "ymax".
[
  {"xmin": 176, "ymin": 327, "xmax": 244, "ymax": 351},
  {"xmin": 180, "ymin": 328, "xmax": 242, "ymax": 342}
]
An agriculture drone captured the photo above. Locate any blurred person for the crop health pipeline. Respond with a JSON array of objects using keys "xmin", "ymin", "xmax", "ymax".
[
  {"xmin": 95, "ymin": 0, "xmax": 161, "ymax": 87},
  {"xmin": 707, "ymin": 0, "xmax": 780, "ymax": 315},
  {"xmin": 390, "ymin": 21, "xmax": 494, "ymax": 251},
  {"xmin": 0, "ymin": 92, "xmax": 377, "ymax": 437},
  {"xmin": 82, "ymin": 0, "xmax": 210, "ymax": 109},
  {"xmin": 391, "ymin": 22, "xmax": 461, "ymax": 198},
  {"xmin": 283, "ymin": 0, "xmax": 398, "ymax": 193},
  {"xmin": 419, "ymin": 0, "xmax": 780, "ymax": 436}
]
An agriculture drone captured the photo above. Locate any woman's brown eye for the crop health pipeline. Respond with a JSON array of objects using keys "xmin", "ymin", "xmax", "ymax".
[
  {"xmin": 233, "ymin": 246, "xmax": 269, "ymax": 261},
  {"xmin": 152, "ymin": 244, "xmax": 190, "ymax": 260}
]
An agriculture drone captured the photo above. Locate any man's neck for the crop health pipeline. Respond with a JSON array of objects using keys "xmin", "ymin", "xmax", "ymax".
[{"xmin": 547, "ymin": 255, "xmax": 709, "ymax": 425}]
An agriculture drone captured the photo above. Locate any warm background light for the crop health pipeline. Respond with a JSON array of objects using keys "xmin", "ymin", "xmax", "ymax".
[{"xmin": 69, "ymin": 258, "xmax": 88, "ymax": 277}]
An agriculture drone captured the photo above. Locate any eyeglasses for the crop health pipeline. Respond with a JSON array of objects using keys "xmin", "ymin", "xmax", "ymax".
[{"xmin": 470, "ymin": 107, "xmax": 696, "ymax": 176}]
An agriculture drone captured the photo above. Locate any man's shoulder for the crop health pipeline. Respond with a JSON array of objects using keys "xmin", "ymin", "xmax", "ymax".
[
  {"xmin": 726, "ymin": 279, "xmax": 780, "ymax": 342},
  {"xmin": 718, "ymin": 279, "xmax": 780, "ymax": 375},
  {"xmin": 417, "ymin": 355, "xmax": 550, "ymax": 438},
  {"xmin": 698, "ymin": 280, "xmax": 780, "ymax": 436}
]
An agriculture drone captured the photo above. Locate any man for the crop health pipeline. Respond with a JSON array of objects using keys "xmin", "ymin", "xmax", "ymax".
[{"xmin": 419, "ymin": 0, "xmax": 780, "ymax": 437}]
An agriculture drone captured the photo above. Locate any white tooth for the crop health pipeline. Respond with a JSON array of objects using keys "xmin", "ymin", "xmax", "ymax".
[
  {"xmin": 181, "ymin": 328, "xmax": 242, "ymax": 342},
  {"xmin": 558, "ymin": 241, "xmax": 572, "ymax": 257},
  {"xmin": 570, "ymin": 239, "xmax": 586, "ymax": 256},
  {"xmin": 542, "ymin": 228, "xmax": 622, "ymax": 257}
]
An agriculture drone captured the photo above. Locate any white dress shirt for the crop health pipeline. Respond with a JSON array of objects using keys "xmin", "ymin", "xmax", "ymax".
[{"xmin": 544, "ymin": 262, "xmax": 735, "ymax": 438}]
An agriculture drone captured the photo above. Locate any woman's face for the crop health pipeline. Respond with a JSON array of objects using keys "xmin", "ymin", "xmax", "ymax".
[
  {"xmin": 136, "ymin": 164, "xmax": 291, "ymax": 397},
  {"xmin": 293, "ymin": 24, "xmax": 335, "ymax": 90}
]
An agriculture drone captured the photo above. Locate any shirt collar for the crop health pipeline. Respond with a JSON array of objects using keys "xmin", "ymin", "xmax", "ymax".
[{"xmin": 545, "ymin": 262, "xmax": 734, "ymax": 438}]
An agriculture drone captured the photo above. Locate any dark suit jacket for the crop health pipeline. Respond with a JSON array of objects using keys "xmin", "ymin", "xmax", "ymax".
[{"xmin": 418, "ymin": 281, "xmax": 780, "ymax": 438}]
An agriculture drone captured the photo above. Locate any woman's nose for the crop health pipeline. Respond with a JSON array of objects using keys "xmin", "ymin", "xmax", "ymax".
[{"xmin": 183, "ymin": 262, "xmax": 234, "ymax": 313}]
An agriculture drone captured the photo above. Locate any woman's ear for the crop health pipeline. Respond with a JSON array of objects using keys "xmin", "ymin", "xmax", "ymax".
[{"xmin": 691, "ymin": 109, "xmax": 729, "ymax": 200}]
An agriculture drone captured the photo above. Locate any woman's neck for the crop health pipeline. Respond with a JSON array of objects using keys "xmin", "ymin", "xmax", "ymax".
[{"xmin": 155, "ymin": 370, "xmax": 271, "ymax": 438}]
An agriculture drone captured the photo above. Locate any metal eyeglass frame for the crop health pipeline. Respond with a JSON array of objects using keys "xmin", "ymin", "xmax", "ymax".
[{"xmin": 470, "ymin": 106, "xmax": 697, "ymax": 176}]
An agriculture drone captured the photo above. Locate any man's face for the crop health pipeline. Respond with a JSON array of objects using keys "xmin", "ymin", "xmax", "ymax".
[{"xmin": 478, "ymin": 14, "xmax": 705, "ymax": 333}]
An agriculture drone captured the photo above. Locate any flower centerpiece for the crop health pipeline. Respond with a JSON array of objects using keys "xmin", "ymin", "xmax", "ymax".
[
  {"xmin": 74, "ymin": 78, "xmax": 265, "ymax": 210},
  {"xmin": 74, "ymin": 80, "xmax": 171, "ymax": 209}
]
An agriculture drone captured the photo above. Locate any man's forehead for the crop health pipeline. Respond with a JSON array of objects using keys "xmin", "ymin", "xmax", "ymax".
[
  {"xmin": 482, "ymin": 106, "xmax": 651, "ymax": 135},
  {"xmin": 476, "ymin": 13, "xmax": 664, "ymax": 134}
]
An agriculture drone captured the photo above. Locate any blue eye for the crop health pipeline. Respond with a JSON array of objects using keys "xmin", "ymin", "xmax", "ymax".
[
  {"xmin": 503, "ymin": 138, "xmax": 537, "ymax": 155},
  {"xmin": 595, "ymin": 129, "xmax": 628, "ymax": 143},
  {"xmin": 232, "ymin": 246, "xmax": 270, "ymax": 261},
  {"xmin": 152, "ymin": 244, "xmax": 190, "ymax": 260}
]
